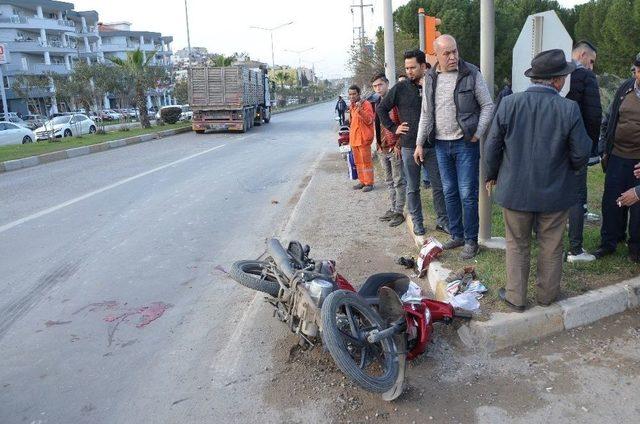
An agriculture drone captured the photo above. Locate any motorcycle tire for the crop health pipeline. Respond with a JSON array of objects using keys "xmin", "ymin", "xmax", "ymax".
[
  {"xmin": 228, "ymin": 260, "xmax": 280, "ymax": 297},
  {"xmin": 321, "ymin": 290, "xmax": 399, "ymax": 394}
]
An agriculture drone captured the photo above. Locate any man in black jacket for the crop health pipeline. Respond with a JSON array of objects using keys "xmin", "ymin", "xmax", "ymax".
[
  {"xmin": 485, "ymin": 50, "xmax": 591, "ymax": 311},
  {"xmin": 565, "ymin": 40, "xmax": 602, "ymax": 263},
  {"xmin": 594, "ymin": 54, "xmax": 640, "ymax": 263},
  {"xmin": 335, "ymin": 96, "xmax": 347, "ymax": 126},
  {"xmin": 377, "ymin": 49, "xmax": 448, "ymax": 236}
]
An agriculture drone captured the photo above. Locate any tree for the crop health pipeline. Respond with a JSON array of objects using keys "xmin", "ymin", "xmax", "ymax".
[
  {"xmin": 11, "ymin": 74, "xmax": 51, "ymax": 115},
  {"xmin": 109, "ymin": 49, "xmax": 165, "ymax": 128},
  {"xmin": 174, "ymin": 78, "xmax": 189, "ymax": 104}
]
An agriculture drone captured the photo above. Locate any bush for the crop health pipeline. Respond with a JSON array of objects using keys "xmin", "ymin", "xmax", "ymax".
[{"xmin": 160, "ymin": 106, "xmax": 182, "ymax": 124}]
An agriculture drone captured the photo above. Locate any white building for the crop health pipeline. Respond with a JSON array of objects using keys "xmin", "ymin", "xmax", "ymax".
[
  {"xmin": 0, "ymin": 1, "xmax": 174, "ymax": 116},
  {"xmin": 98, "ymin": 21, "xmax": 173, "ymax": 109}
]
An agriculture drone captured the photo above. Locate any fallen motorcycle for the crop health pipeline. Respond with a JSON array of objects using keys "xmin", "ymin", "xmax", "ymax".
[{"xmin": 229, "ymin": 238, "xmax": 471, "ymax": 400}]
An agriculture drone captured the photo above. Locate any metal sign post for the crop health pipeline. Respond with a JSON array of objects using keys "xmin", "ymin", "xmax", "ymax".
[{"xmin": 0, "ymin": 43, "xmax": 9, "ymax": 120}]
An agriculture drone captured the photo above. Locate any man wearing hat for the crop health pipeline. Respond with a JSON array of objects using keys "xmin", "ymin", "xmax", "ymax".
[
  {"xmin": 594, "ymin": 53, "xmax": 640, "ymax": 263},
  {"xmin": 484, "ymin": 49, "xmax": 591, "ymax": 311}
]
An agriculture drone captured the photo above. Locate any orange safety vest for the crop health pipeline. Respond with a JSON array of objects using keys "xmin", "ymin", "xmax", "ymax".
[{"xmin": 349, "ymin": 100, "xmax": 374, "ymax": 147}]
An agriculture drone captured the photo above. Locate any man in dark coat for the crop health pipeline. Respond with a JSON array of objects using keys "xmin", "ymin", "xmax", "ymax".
[
  {"xmin": 484, "ymin": 49, "xmax": 591, "ymax": 311},
  {"xmin": 335, "ymin": 96, "xmax": 347, "ymax": 125},
  {"xmin": 565, "ymin": 40, "xmax": 602, "ymax": 263},
  {"xmin": 594, "ymin": 53, "xmax": 640, "ymax": 263}
]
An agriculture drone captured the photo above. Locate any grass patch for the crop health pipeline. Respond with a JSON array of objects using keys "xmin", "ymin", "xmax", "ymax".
[
  {"xmin": 0, "ymin": 122, "xmax": 191, "ymax": 163},
  {"xmin": 417, "ymin": 166, "xmax": 640, "ymax": 313}
]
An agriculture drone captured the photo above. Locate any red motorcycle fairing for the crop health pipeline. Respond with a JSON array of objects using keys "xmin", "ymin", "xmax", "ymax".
[
  {"xmin": 403, "ymin": 299, "xmax": 454, "ymax": 360},
  {"xmin": 335, "ymin": 273, "xmax": 357, "ymax": 292}
]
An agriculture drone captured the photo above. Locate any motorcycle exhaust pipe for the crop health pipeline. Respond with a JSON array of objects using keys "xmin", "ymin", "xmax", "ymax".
[{"xmin": 267, "ymin": 238, "xmax": 296, "ymax": 280}]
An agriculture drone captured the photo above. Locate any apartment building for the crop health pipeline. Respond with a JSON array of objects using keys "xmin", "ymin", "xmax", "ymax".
[
  {"xmin": 98, "ymin": 21, "xmax": 173, "ymax": 109},
  {"xmin": 0, "ymin": 1, "xmax": 174, "ymax": 116}
]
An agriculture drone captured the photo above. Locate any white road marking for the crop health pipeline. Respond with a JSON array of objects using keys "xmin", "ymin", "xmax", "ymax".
[{"xmin": 0, "ymin": 144, "xmax": 226, "ymax": 234}]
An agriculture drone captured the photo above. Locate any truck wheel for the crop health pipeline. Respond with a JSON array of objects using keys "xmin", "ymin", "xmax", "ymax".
[{"xmin": 263, "ymin": 108, "xmax": 271, "ymax": 124}]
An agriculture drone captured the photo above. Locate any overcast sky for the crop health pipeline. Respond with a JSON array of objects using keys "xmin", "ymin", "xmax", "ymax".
[{"xmin": 72, "ymin": 0, "xmax": 589, "ymax": 79}]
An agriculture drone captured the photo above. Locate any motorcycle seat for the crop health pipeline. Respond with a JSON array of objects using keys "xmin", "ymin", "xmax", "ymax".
[{"xmin": 358, "ymin": 273, "xmax": 411, "ymax": 299}]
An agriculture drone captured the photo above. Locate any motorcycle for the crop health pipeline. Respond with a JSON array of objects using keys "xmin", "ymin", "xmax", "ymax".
[{"xmin": 228, "ymin": 238, "xmax": 471, "ymax": 400}]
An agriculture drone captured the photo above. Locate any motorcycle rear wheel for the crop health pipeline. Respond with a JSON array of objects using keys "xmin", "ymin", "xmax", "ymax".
[
  {"xmin": 229, "ymin": 259, "xmax": 280, "ymax": 297},
  {"xmin": 321, "ymin": 290, "xmax": 399, "ymax": 394}
]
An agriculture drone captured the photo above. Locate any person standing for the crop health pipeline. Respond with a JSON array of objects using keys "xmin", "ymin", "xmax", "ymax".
[
  {"xmin": 335, "ymin": 96, "xmax": 347, "ymax": 126},
  {"xmin": 371, "ymin": 73, "xmax": 406, "ymax": 227},
  {"xmin": 485, "ymin": 49, "xmax": 591, "ymax": 311},
  {"xmin": 348, "ymin": 85, "xmax": 375, "ymax": 192},
  {"xmin": 565, "ymin": 40, "xmax": 602, "ymax": 263},
  {"xmin": 377, "ymin": 49, "xmax": 449, "ymax": 236},
  {"xmin": 594, "ymin": 54, "xmax": 640, "ymax": 263},
  {"xmin": 416, "ymin": 35, "xmax": 494, "ymax": 260}
]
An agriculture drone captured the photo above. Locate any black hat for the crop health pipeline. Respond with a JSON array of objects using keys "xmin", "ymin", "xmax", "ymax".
[
  {"xmin": 524, "ymin": 49, "xmax": 576, "ymax": 79},
  {"xmin": 634, "ymin": 53, "xmax": 640, "ymax": 67}
]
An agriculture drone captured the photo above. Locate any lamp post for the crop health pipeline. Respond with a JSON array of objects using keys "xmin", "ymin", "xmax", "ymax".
[
  {"xmin": 184, "ymin": 0, "xmax": 192, "ymax": 61},
  {"xmin": 249, "ymin": 21, "xmax": 294, "ymax": 70}
]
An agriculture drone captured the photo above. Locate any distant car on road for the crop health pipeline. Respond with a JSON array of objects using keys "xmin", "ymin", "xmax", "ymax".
[
  {"xmin": 0, "ymin": 121, "xmax": 36, "ymax": 145},
  {"xmin": 34, "ymin": 114, "xmax": 97, "ymax": 140},
  {"xmin": 180, "ymin": 105, "xmax": 193, "ymax": 121}
]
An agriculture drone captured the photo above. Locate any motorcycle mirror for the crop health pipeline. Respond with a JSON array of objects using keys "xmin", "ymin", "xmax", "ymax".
[{"xmin": 378, "ymin": 286, "xmax": 405, "ymax": 324}]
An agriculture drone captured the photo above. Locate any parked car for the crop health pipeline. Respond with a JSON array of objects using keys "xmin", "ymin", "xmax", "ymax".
[
  {"xmin": 180, "ymin": 105, "xmax": 193, "ymax": 121},
  {"xmin": 34, "ymin": 114, "xmax": 97, "ymax": 140},
  {"xmin": 5, "ymin": 115, "xmax": 30, "ymax": 128},
  {"xmin": 98, "ymin": 109, "xmax": 120, "ymax": 121},
  {"xmin": 23, "ymin": 114, "xmax": 46, "ymax": 130},
  {"xmin": 0, "ymin": 121, "xmax": 36, "ymax": 145}
]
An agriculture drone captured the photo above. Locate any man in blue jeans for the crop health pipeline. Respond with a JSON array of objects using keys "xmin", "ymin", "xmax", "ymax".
[{"xmin": 416, "ymin": 35, "xmax": 494, "ymax": 259}]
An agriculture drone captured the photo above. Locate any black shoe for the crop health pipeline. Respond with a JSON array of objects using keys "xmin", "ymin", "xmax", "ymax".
[
  {"xmin": 413, "ymin": 227, "xmax": 426, "ymax": 236},
  {"xmin": 389, "ymin": 213, "xmax": 405, "ymax": 227},
  {"xmin": 353, "ymin": 183, "xmax": 364, "ymax": 190},
  {"xmin": 362, "ymin": 185, "xmax": 373, "ymax": 193},
  {"xmin": 498, "ymin": 288, "xmax": 525, "ymax": 312},
  {"xmin": 443, "ymin": 238, "xmax": 464, "ymax": 250},
  {"xmin": 435, "ymin": 225, "xmax": 450, "ymax": 235},
  {"xmin": 379, "ymin": 210, "xmax": 395, "ymax": 221},
  {"xmin": 593, "ymin": 247, "xmax": 615, "ymax": 259},
  {"xmin": 460, "ymin": 242, "xmax": 479, "ymax": 260}
]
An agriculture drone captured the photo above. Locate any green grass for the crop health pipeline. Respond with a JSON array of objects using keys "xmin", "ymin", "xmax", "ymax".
[
  {"xmin": 0, "ymin": 122, "xmax": 191, "ymax": 163},
  {"xmin": 416, "ymin": 166, "xmax": 640, "ymax": 313}
]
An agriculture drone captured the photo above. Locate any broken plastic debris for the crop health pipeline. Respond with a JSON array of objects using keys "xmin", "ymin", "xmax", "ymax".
[
  {"xmin": 401, "ymin": 281, "xmax": 423, "ymax": 303},
  {"xmin": 416, "ymin": 237, "xmax": 443, "ymax": 277},
  {"xmin": 450, "ymin": 291, "xmax": 480, "ymax": 312}
]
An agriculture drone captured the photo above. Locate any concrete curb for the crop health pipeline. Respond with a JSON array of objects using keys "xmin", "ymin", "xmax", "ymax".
[
  {"xmin": 0, "ymin": 126, "xmax": 192, "ymax": 174},
  {"xmin": 456, "ymin": 275, "xmax": 640, "ymax": 353}
]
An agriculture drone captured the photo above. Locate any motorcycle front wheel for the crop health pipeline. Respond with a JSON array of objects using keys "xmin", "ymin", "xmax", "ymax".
[{"xmin": 321, "ymin": 290, "xmax": 399, "ymax": 394}]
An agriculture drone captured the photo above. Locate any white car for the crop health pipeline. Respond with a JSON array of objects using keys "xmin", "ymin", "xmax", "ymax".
[
  {"xmin": 0, "ymin": 121, "xmax": 37, "ymax": 145},
  {"xmin": 180, "ymin": 105, "xmax": 193, "ymax": 121},
  {"xmin": 34, "ymin": 114, "xmax": 97, "ymax": 141}
]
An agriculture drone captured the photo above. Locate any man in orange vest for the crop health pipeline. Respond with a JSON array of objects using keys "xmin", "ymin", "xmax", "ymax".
[{"xmin": 348, "ymin": 84, "xmax": 375, "ymax": 192}]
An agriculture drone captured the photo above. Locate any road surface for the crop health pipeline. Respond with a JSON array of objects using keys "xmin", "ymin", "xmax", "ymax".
[{"xmin": 0, "ymin": 103, "xmax": 334, "ymax": 423}]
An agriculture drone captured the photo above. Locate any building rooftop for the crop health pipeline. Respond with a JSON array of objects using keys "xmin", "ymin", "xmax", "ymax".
[{"xmin": 2, "ymin": 0, "xmax": 74, "ymax": 12}]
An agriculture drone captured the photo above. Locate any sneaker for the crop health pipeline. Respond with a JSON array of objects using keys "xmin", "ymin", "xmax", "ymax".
[
  {"xmin": 362, "ymin": 185, "xmax": 373, "ymax": 192},
  {"xmin": 584, "ymin": 212, "xmax": 600, "ymax": 223},
  {"xmin": 389, "ymin": 213, "xmax": 405, "ymax": 227},
  {"xmin": 353, "ymin": 183, "xmax": 364, "ymax": 190},
  {"xmin": 566, "ymin": 248, "xmax": 596, "ymax": 263},
  {"xmin": 379, "ymin": 210, "xmax": 395, "ymax": 221},
  {"xmin": 413, "ymin": 226, "xmax": 426, "ymax": 236},
  {"xmin": 443, "ymin": 238, "xmax": 464, "ymax": 250},
  {"xmin": 460, "ymin": 242, "xmax": 479, "ymax": 260}
]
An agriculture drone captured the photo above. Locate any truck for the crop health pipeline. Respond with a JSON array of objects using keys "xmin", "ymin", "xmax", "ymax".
[{"xmin": 188, "ymin": 65, "xmax": 272, "ymax": 133}]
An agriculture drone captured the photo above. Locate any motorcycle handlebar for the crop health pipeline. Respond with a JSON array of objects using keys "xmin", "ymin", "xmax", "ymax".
[{"xmin": 267, "ymin": 238, "xmax": 296, "ymax": 281}]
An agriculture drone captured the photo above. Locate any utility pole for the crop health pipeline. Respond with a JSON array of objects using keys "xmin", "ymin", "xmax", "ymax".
[
  {"xmin": 184, "ymin": 0, "xmax": 192, "ymax": 61},
  {"xmin": 350, "ymin": 1, "xmax": 373, "ymax": 48},
  {"xmin": 249, "ymin": 21, "xmax": 294, "ymax": 70},
  {"xmin": 382, "ymin": 0, "xmax": 396, "ymax": 85},
  {"xmin": 479, "ymin": 0, "xmax": 497, "ymax": 245}
]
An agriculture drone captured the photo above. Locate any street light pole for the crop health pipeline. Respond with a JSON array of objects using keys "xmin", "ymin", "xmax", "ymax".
[
  {"xmin": 479, "ymin": 0, "xmax": 496, "ymax": 244},
  {"xmin": 249, "ymin": 21, "xmax": 294, "ymax": 70},
  {"xmin": 382, "ymin": 0, "xmax": 396, "ymax": 86},
  {"xmin": 184, "ymin": 0, "xmax": 192, "ymax": 60}
]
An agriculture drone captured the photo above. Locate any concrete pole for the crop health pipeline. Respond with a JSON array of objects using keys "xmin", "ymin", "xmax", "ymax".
[
  {"xmin": 383, "ymin": 0, "xmax": 396, "ymax": 86},
  {"xmin": 0, "ymin": 67, "xmax": 8, "ymax": 120},
  {"xmin": 184, "ymin": 0, "xmax": 192, "ymax": 61},
  {"xmin": 270, "ymin": 31, "xmax": 275, "ymax": 70},
  {"xmin": 360, "ymin": 0, "xmax": 365, "ymax": 48},
  {"xmin": 479, "ymin": 0, "xmax": 495, "ymax": 243}
]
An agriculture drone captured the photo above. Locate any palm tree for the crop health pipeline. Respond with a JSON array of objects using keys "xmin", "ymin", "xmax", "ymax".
[
  {"xmin": 209, "ymin": 54, "xmax": 235, "ymax": 67},
  {"xmin": 273, "ymin": 71, "xmax": 288, "ymax": 89},
  {"xmin": 109, "ymin": 49, "xmax": 157, "ymax": 128}
]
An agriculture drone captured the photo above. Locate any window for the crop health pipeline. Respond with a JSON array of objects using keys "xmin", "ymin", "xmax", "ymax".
[
  {"xmin": 5, "ymin": 123, "xmax": 18, "ymax": 130},
  {"xmin": 76, "ymin": 115, "xmax": 87, "ymax": 121}
]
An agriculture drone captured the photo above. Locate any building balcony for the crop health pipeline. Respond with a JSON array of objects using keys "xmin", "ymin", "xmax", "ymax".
[
  {"xmin": 71, "ymin": 25, "xmax": 100, "ymax": 39},
  {"xmin": 6, "ymin": 40, "xmax": 77, "ymax": 54},
  {"xmin": 2, "ymin": 62, "xmax": 70, "ymax": 76},
  {"xmin": 0, "ymin": 16, "xmax": 76, "ymax": 33}
]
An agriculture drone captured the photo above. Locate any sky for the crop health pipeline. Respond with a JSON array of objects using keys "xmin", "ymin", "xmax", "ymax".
[{"xmin": 71, "ymin": 0, "xmax": 590, "ymax": 79}]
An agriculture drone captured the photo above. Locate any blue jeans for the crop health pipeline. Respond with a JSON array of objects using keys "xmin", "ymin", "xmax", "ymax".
[{"xmin": 435, "ymin": 139, "xmax": 480, "ymax": 243}]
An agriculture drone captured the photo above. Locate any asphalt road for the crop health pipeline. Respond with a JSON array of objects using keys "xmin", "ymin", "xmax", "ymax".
[{"xmin": 0, "ymin": 103, "xmax": 335, "ymax": 423}]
